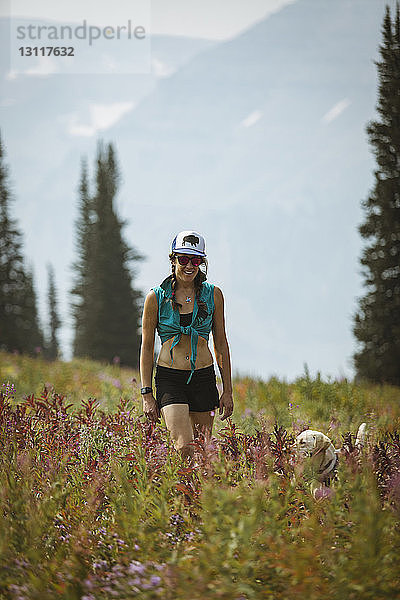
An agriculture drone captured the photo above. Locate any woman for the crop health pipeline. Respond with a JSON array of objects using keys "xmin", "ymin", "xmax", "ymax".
[{"xmin": 140, "ymin": 230, "xmax": 234, "ymax": 459}]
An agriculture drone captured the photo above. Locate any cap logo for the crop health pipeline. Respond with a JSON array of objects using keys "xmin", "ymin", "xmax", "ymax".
[{"xmin": 182, "ymin": 234, "xmax": 199, "ymax": 247}]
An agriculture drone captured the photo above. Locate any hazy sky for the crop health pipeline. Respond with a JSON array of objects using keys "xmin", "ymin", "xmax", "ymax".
[{"xmin": 2, "ymin": 0, "xmax": 297, "ymax": 39}]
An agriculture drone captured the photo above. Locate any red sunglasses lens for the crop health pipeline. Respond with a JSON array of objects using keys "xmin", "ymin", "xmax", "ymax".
[
  {"xmin": 177, "ymin": 255, "xmax": 203, "ymax": 267},
  {"xmin": 191, "ymin": 257, "xmax": 203, "ymax": 267}
]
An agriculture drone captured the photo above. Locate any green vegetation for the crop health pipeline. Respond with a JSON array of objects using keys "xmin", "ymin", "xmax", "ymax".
[
  {"xmin": 1, "ymin": 352, "xmax": 399, "ymax": 599},
  {"xmin": 70, "ymin": 144, "xmax": 143, "ymax": 368},
  {"xmin": 0, "ymin": 132, "xmax": 44, "ymax": 355},
  {"xmin": 45, "ymin": 263, "xmax": 61, "ymax": 361},
  {"xmin": 354, "ymin": 3, "xmax": 400, "ymax": 385}
]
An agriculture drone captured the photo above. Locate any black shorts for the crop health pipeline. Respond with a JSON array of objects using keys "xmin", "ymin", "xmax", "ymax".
[{"xmin": 155, "ymin": 364, "xmax": 220, "ymax": 413}]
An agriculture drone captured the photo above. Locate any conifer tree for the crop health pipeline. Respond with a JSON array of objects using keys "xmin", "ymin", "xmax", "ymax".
[
  {"xmin": 20, "ymin": 266, "xmax": 44, "ymax": 354},
  {"xmin": 0, "ymin": 130, "xmax": 44, "ymax": 354},
  {"xmin": 45, "ymin": 263, "xmax": 61, "ymax": 360},
  {"xmin": 71, "ymin": 142, "xmax": 143, "ymax": 367},
  {"xmin": 71, "ymin": 157, "xmax": 94, "ymax": 357},
  {"xmin": 353, "ymin": 3, "xmax": 400, "ymax": 385},
  {"xmin": 0, "ymin": 130, "xmax": 25, "ymax": 351}
]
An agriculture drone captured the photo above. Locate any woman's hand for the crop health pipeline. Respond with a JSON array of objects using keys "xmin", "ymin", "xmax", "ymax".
[
  {"xmin": 219, "ymin": 391, "xmax": 234, "ymax": 421},
  {"xmin": 143, "ymin": 394, "xmax": 160, "ymax": 422}
]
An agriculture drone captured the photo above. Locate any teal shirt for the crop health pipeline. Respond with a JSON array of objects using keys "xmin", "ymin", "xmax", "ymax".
[{"xmin": 152, "ymin": 276, "xmax": 215, "ymax": 383}]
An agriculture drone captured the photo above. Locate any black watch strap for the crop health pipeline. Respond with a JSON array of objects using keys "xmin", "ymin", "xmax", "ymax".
[{"xmin": 141, "ymin": 386, "xmax": 153, "ymax": 395}]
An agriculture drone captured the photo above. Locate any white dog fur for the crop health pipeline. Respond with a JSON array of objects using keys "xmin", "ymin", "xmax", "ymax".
[{"xmin": 295, "ymin": 423, "xmax": 367, "ymax": 497}]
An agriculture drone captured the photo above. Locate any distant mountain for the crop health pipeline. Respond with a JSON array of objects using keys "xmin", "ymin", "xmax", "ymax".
[
  {"xmin": 0, "ymin": 0, "xmax": 392, "ymax": 378},
  {"xmin": 0, "ymin": 18, "xmax": 216, "ymax": 220},
  {"xmin": 111, "ymin": 0, "xmax": 382, "ymax": 209}
]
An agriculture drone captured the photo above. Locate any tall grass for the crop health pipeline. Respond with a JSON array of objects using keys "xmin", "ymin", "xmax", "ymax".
[{"xmin": 0, "ymin": 351, "xmax": 399, "ymax": 599}]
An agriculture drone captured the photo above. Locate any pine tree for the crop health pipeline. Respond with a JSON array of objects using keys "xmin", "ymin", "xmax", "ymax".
[
  {"xmin": 71, "ymin": 142, "xmax": 143, "ymax": 367},
  {"xmin": 45, "ymin": 263, "xmax": 61, "ymax": 360},
  {"xmin": 0, "ymin": 130, "xmax": 44, "ymax": 354},
  {"xmin": 353, "ymin": 3, "xmax": 400, "ymax": 385},
  {"xmin": 0, "ymin": 131, "xmax": 25, "ymax": 351},
  {"xmin": 19, "ymin": 266, "xmax": 44, "ymax": 354},
  {"xmin": 70, "ymin": 157, "xmax": 94, "ymax": 357}
]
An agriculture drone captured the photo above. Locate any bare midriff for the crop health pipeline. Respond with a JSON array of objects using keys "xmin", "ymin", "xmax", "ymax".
[{"xmin": 157, "ymin": 334, "xmax": 213, "ymax": 370}]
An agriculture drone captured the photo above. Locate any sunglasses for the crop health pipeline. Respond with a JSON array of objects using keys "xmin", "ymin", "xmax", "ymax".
[{"xmin": 176, "ymin": 255, "xmax": 204, "ymax": 267}]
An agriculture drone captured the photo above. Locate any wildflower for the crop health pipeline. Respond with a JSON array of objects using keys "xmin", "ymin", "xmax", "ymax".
[
  {"xmin": 170, "ymin": 513, "xmax": 184, "ymax": 527},
  {"xmin": 8, "ymin": 584, "xmax": 29, "ymax": 600},
  {"xmin": 1, "ymin": 381, "xmax": 15, "ymax": 398},
  {"xmin": 128, "ymin": 561, "xmax": 146, "ymax": 575}
]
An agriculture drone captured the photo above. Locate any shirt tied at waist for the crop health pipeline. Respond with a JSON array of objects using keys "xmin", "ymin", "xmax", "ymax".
[
  {"xmin": 169, "ymin": 325, "xmax": 200, "ymax": 384},
  {"xmin": 152, "ymin": 278, "xmax": 215, "ymax": 384}
]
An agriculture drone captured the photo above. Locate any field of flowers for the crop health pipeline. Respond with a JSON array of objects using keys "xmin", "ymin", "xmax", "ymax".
[{"xmin": 1, "ymin": 350, "xmax": 400, "ymax": 600}]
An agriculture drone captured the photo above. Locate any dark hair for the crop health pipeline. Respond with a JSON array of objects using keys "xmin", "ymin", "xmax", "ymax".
[{"xmin": 168, "ymin": 252, "xmax": 209, "ymax": 321}]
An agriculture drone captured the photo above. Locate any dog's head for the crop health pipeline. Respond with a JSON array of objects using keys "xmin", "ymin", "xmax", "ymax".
[{"xmin": 295, "ymin": 430, "xmax": 333, "ymax": 459}]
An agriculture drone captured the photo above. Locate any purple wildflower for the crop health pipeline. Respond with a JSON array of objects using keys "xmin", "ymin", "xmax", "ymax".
[{"xmin": 128, "ymin": 561, "xmax": 146, "ymax": 575}]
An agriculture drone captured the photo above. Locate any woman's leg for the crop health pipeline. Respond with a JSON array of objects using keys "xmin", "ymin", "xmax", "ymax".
[
  {"xmin": 187, "ymin": 366, "xmax": 218, "ymax": 442},
  {"xmin": 161, "ymin": 403, "xmax": 194, "ymax": 459},
  {"xmin": 189, "ymin": 410, "xmax": 215, "ymax": 442}
]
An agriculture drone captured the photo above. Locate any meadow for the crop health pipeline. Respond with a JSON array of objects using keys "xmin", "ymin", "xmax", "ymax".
[{"xmin": 0, "ymin": 350, "xmax": 399, "ymax": 600}]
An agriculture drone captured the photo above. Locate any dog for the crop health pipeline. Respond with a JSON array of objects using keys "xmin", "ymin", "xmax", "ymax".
[{"xmin": 295, "ymin": 423, "xmax": 367, "ymax": 497}]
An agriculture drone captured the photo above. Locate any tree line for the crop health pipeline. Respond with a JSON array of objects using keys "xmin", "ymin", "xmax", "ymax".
[
  {"xmin": 0, "ymin": 136, "xmax": 143, "ymax": 367},
  {"xmin": 1, "ymin": 3, "xmax": 399, "ymax": 383}
]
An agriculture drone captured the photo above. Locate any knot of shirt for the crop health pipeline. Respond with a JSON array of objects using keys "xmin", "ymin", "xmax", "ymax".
[{"xmin": 180, "ymin": 325, "xmax": 193, "ymax": 335}]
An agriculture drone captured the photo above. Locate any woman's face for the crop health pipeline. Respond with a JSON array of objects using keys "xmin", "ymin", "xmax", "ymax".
[{"xmin": 174, "ymin": 254, "xmax": 201, "ymax": 284}]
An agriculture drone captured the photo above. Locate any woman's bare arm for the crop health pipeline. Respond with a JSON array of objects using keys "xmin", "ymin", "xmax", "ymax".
[
  {"xmin": 212, "ymin": 286, "xmax": 234, "ymax": 420},
  {"xmin": 140, "ymin": 290, "xmax": 160, "ymax": 421}
]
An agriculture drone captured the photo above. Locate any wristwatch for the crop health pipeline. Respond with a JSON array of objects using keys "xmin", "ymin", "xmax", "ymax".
[{"xmin": 140, "ymin": 387, "xmax": 153, "ymax": 395}]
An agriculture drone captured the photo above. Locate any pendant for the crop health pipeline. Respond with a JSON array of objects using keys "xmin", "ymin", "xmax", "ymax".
[
  {"xmin": 186, "ymin": 355, "xmax": 190, "ymax": 360},
  {"xmin": 185, "ymin": 296, "xmax": 192, "ymax": 303}
]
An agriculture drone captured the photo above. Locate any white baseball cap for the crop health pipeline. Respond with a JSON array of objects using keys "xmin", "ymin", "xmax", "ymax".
[{"xmin": 171, "ymin": 230, "xmax": 206, "ymax": 257}]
